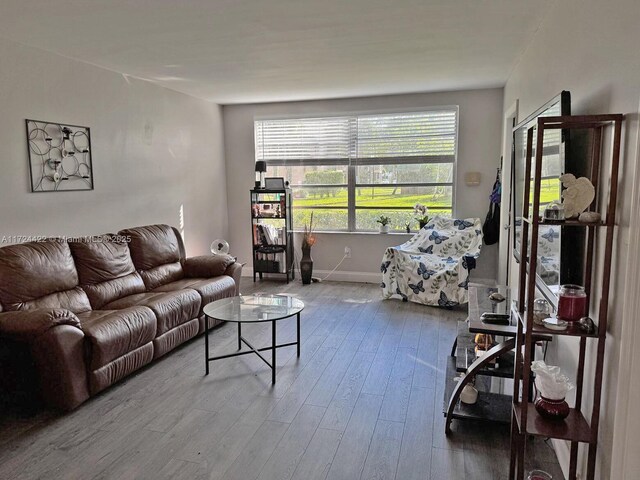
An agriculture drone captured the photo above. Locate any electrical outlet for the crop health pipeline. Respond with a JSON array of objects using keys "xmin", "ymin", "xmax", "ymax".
[{"xmin": 344, "ymin": 246, "xmax": 351, "ymax": 258}]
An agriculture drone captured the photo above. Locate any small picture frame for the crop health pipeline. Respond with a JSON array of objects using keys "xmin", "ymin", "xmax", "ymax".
[{"xmin": 264, "ymin": 177, "xmax": 285, "ymax": 190}]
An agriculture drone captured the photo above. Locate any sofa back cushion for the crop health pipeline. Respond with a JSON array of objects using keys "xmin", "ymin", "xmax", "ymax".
[
  {"xmin": 17, "ymin": 287, "xmax": 92, "ymax": 312},
  {"xmin": 69, "ymin": 235, "xmax": 146, "ymax": 309},
  {"xmin": 118, "ymin": 225, "xmax": 184, "ymax": 289},
  {"xmin": 137, "ymin": 263, "xmax": 184, "ymax": 291},
  {"xmin": 0, "ymin": 240, "xmax": 91, "ymax": 313}
]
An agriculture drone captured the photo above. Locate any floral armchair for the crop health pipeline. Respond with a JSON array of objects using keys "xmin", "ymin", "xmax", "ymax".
[{"xmin": 380, "ymin": 216, "xmax": 483, "ymax": 306}]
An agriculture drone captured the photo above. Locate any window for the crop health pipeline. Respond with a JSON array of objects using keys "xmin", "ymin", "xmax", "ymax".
[{"xmin": 255, "ymin": 108, "xmax": 457, "ymax": 232}]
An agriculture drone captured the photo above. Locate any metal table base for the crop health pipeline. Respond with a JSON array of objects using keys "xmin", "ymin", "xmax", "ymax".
[{"xmin": 204, "ymin": 312, "xmax": 301, "ymax": 384}]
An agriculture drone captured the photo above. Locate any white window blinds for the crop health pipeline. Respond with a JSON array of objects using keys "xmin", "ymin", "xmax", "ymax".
[
  {"xmin": 255, "ymin": 116, "xmax": 353, "ymax": 166},
  {"xmin": 254, "ymin": 108, "xmax": 458, "ymax": 232},
  {"xmin": 255, "ymin": 109, "xmax": 457, "ymax": 166},
  {"xmin": 354, "ymin": 110, "xmax": 457, "ymax": 164}
]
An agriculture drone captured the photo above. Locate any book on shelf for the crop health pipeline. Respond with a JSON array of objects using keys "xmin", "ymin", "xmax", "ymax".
[{"xmin": 253, "ymin": 224, "xmax": 283, "ymax": 247}]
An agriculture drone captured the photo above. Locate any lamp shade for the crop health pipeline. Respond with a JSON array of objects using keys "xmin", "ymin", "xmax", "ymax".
[{"xmin": 255, "ymin": 161, "xmax": 267, "ymax": 173}]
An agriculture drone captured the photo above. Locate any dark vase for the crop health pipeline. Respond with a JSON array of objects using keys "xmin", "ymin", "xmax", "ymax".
[
  {"xmin": 300, "ymin": 245, "xmax": 313, "ymax": 285},
  {"xmin": 535, "ymin": 395, "xmax": 570, "ymax": 420},
  {"xmin": 419, "ymin": 220, "xmax": 427, "ymax": 229}
]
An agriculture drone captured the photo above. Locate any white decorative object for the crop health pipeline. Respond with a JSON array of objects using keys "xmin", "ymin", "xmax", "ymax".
[
  {"xmin": 543, "ymin": 316, "xmax": 568, "ymax": 331},
  {"xmin": 531, "ymin": 361, "xmax": 574, "ymax": 400},
  {"xmin": 560, "ymin": 174, "xmax": 595, "ymax": 219},
  {"xmin": 460, "ymin": 384, "xmax": 479, "ymax": 404},
  {"xmin": 210, "ymin": 239, "xmax": 230, "ymax": 255},
  {"xmin": 379, "ymin": 224, "xmax": 390, "ymax": 234},
  {"xmin": 578, "ymin": 211, "xmax": 601, "ymax": 223}
]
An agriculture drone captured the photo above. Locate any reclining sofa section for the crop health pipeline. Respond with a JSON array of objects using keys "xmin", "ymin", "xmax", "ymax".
[{"xmin": 0, "ymin": 224, "xmax": 241, "ymax": 410}]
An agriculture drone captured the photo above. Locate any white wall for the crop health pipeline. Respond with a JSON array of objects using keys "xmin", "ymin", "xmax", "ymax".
[
  {"xmin": 223, "ymin": 88, "xmax": 503, "ymax": 282},
  {"xmin": 0, "ymin": 37, "xmax": 228, "ymax": 256},
  {"xmin": 502, "ymin": 1, "xmax": 640, "ymax": 477}
]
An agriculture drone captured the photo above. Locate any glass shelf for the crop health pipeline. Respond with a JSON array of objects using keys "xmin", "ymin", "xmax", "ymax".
[
  {"xmin": 512, "ymin": 306, "xmax": 600, "ymax": 339},
  {"xmin": 444, "ymin": 357, "xmax": 512, "ymax": 424},
  {"xmin": 521, "ymin": 216, "xmax": 608, "ymax": 227}
]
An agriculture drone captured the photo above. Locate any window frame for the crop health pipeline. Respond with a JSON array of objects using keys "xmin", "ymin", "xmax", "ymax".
[{"xmin": 256, "ymin": 107, "xmax": 459, "ymax": 232}]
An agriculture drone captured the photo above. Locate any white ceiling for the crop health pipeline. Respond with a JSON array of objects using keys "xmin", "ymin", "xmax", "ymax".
[{"xmin": 0, "ymin": 0, "xmax": 552, "ymax": 104}]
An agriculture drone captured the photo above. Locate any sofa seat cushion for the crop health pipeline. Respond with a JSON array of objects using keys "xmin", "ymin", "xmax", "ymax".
[
  {"xmin": 153, "ymin": 276, "xmax": 236, "ymax": 312},
  {"xmin": 102, "ymin": 290, "xmax": 201, "ymax": 336},
  {"xmin": 77, "ymin": 307, "xmax": 156, "ymax": 370}
]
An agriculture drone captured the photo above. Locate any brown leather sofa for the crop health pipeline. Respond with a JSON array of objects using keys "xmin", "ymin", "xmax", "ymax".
[{"xmin": 0, "ymin": 224, "xmax": 241, "ymax": 411}]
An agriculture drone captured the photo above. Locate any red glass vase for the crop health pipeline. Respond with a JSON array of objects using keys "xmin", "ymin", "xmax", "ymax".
[{"xmin": 535, "ymin": 396, "xmax": 570, "ymax": 420}]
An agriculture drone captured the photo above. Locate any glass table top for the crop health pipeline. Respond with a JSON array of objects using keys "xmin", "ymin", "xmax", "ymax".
[{"xmin": 202, "ymin": 294, "xmax": 304, "ymax": 323}]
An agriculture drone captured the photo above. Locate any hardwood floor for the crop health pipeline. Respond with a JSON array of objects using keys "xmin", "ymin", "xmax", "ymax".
[{"xmin": 0, "ymin": 280, "xmax": 564, "ymax": 480}]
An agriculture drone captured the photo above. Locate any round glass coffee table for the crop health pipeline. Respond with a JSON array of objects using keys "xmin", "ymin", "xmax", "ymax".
[{"xmin": 203, "ymin": 294, "xmax": 304, "ymax": 383}]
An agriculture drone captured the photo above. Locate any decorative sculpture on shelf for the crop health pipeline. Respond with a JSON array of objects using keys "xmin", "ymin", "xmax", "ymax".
[
  {"xmin": 531, "ymin": 360, "xmax": 574, "ymax": 420},
  {"xmin": 578, "ymin": 211, "xmax": 601, "ymax": 223},
  {"xmin": 560, "ymin": 173, "xmax": 595, "ymax": 219}
]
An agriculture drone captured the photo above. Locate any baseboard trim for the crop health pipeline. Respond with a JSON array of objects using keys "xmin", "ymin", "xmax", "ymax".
[
  {"xmin": 312, "ymin": 270, "xmax": 381, "ymax": 283},
  {"xmin": 241, "ymin": 266, "xmax": 380, "ymax": 283},
  {"xmin": 242, "ymin": 266, "xmax": 497, "ymax": 286},
  {"xmin": 470, "ymin": 278, "xmax": 497, "ymax": 287}
]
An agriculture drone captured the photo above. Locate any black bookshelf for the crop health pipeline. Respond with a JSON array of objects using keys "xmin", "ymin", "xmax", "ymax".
[{"xmin": 250, "ymin": 189, "xmax": 295, "ymax": 282}]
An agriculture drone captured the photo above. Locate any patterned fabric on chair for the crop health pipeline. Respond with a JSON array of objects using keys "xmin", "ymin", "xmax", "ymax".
[
  {"xmin": 537, "ymin": 225, "xmax": 560, "ymax": 286},
  {"xmin": 380, "ymin": 216, "xmax": 483, "ymax": 306}
]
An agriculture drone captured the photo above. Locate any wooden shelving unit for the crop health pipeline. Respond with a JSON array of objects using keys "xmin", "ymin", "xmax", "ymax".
[
  {"xmin": 443, "ymin": 286, "xmax": 523, "ymax": 431},
  {"xmin": 509, "ymin": 114, "xmax": 624, "ymax": 480},
  {"xmin": 444, "ymin": 355, "xmax": 513, "ymax": 425},
  {"xmin": 250, "ymin": 188, "xmax": 295, "ymax": 283}
]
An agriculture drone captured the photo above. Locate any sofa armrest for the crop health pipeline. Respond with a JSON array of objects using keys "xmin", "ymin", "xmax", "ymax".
[
  {"xmin": 0, "ymin": 308, "xmax": 82, "ymax": 342},
  {"xmin": 225, "ymin": 262, "xmax": 244, "ymax": 296},
  {"xmin": 0, "ymin": 309, "xmax": 89, "ymax": 410},
  {"xmin": 183, "ymin": 254, "xmax": 236, "ymax": 278}
]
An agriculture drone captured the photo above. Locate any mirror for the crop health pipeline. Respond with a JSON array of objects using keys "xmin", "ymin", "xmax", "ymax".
[{"xmin": 512, "ymin": 91, "xmax": 586, "ymax": 304}]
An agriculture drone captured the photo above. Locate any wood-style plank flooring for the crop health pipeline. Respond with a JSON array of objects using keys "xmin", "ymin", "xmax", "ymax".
[{"xmin": 0, "ymin": 280, "xmax": 564, "ymax": 479}]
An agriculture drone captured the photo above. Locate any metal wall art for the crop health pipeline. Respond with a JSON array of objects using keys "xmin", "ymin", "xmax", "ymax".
[{"xmin": 26, "ymin": 119, "xmax": 93, "ymax": 192}]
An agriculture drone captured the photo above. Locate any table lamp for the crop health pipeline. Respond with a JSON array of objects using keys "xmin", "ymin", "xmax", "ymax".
[{"xmin": 255, "ymin": 161, "xmax": 267, "ymax": 189}]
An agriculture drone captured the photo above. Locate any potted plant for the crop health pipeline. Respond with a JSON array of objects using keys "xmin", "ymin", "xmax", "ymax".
[
  {"xmin": 300, "ymin": 212, "xmax": 316, "ymax": 285},
  {"xmin": 414, "ymin": 203, "xmax": 431, "ymax": 229},
  {"xmin": 376, "ymin": 215, "xmax": 391, "ymax": 233}
]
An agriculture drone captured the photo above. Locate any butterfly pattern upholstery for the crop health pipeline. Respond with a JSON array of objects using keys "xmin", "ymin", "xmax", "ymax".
[
  {"xmin": 381, "ymin": 216, "xmax": 483, "ymax": 306},
  {"xmin": 537, "ymin": 225, "xmax": 560, "ymax": 285}
]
